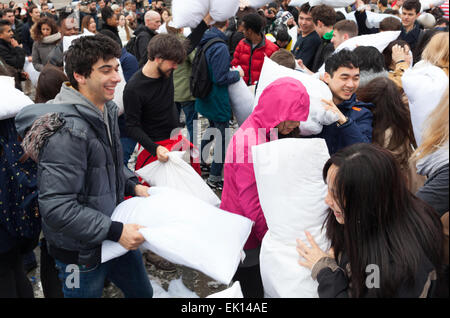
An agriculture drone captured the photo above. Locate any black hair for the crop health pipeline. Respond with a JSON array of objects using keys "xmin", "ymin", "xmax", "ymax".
[
  {"xmin": 311, "ymin": 4, "xmax": 336, "ymax": 27},
  {"xmin": 101, "ymin": 5, "xmax": 114, "ymax": 23},
  {"xmin": 402, "ymin": 0, "xmax": 421, "ymax": 14},
  {"xmin": 147, "ymin": 33, "xmax": 185, "ymax": 64},
  {"xmin": 0, "ymin": 18, "xmax": 11, "ymax": 33},
  {"xmin": 413, "ymin": 29, "xmax": 443, "ymax": 64},
  {"xmin": 100, "ymin": 29, "xmax": 123, "ymax": 48},
  {"xmin": 356, "ymin": 76, "xmax": 417, "ymax": 165},
  {"xmin": 275, "ymin": 25, "xmax": 290, "ymax": 42},
  {"xmin": 323, "ymin": 143, "xmax": 443, "ymax": 297},
  {"xmin": 378, "ymin": 0, "xmax": 388, "ymax": 7},
  {"xmin": 299, "ymin": 3, "xmax": 311, "ymax": 15},
  {"xmin": 325, "ymin": 49, "xmax": 360, "ymax": 77},
  {"xmin": 383, "ymin": 8, "xmax": 400, "ymax": 16},
  {"xmin": 382, "ymin": 39, "xmax": 410, "ymax": 69},
  {"xmin": 2, "ymin": 8, "xmax": 14, "ymax": 16},
  {"xmin": 353, "ymin": 46, "xmax": 386, "ymax": 73},
  {"xmin": 335, "ymin": 11, "xmax": 346, "ymax": 23},
  {"xmin": 243, "ymin": 13, "xmax": 264, "ymax": 34},
  {"xmin": 64, "ymin": 34, "xmax": 121, "ymax": 90}
]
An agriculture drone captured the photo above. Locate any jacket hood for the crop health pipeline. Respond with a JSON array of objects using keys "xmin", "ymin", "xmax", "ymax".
[
  {"xmin": 199, "ymin": 27, "xmax": 227, "ymax": 46},
  {"xmin": 133, "ymin": 24, "xmax": 156, "ymax": 37},
  {"xmin": 245, "ymin": 77, "xmax": 310, "ymax": 132},
  {"xmin": 15, "ymin": 83, "xmax": 117, "ymax": 160}
]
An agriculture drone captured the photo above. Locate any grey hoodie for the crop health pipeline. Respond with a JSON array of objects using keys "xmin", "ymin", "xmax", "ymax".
[{"xmin": 15, "ymin": 83, "xmax": 138, "ymax": 265}]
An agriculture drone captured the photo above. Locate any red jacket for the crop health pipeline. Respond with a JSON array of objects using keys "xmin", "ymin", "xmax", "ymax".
[{"xmin": 231, "ymin": 36, "xmax": 279, "ymax": 85}]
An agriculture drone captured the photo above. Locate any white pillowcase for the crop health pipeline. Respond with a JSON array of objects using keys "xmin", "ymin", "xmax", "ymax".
[
  {"xmin": 101, "ymin": 187, "xmax": 253, "ymax": 285},
  {"xmin": 135, "ymin": 151, "xmax": 221, "ymax": 207},
  {"xmin": 210, "ymin": 0, "xmax": 240, "ymax": 22},
  {"xmin": 0, "ymin": 76, "xmax": 34, "ymax": 120},
  {"xmin": 252, "ymin": 138, "xmax": 330, "ymax": 297},
  {"xmin": 228, "ymin": 77, "xmax": 255, "ymax": 126},
  {"xmin": 402, "ymin": 61, "xmax": 448, "ymax": 146},
  {"xmin": 171, "ymin": 0, "xmax": 209, "ymax": 28}
]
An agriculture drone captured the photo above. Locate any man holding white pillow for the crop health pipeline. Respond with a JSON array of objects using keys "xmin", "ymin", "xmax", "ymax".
[{"xmin": 311, "ymin": 49, "xmax": 374, "ymax": 155}]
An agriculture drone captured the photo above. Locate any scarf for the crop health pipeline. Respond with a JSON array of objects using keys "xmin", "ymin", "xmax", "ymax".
[{"xmin": 42, "ymin": 32, "xmax": 62, "ymax": 44}]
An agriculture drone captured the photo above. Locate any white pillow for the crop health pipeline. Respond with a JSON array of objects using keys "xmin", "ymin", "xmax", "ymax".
[
  {"xmin": 210, "ymin": 0, "xmax": 240, "ymax": 22},
  {"xmin": 402, "ymin": 61, "xmax": 448, "ymax": 146},
  {"xmin": 135, "ymin": 151, "xmax": 221, "ymax": 207},
  {"xmin": 206, "ymin": 281, "xmax": 244, "ymax": 298},
  {"xmin": 316, "ymin": 30, "xmax": 403, "ymax": 76},
  {"xmin": 101, "ymin": 187, "xmax": 253, "ymax": 285},
  {"xmin": 23, "ymin": 58, "xmax": 40, "ymax": 87},
  {"xmin": 248, "ymin": 0, "xmax": 270, "ymax": 8},
  {"xmin": 289, "ymin": 0, "xmax": 309, "ymax": 6},
  {"xmin": 172, "ymin": 0, "xmax": 209, "ymax": 28},
  {"xmin": 335, "ymin": 30, "xmax": 402, "ymax": 53},
  {"xmin": 309, "ymin": 0, "xmax": 355, "ymax": 8},
  {"xmin": 112, "ymin": 65, "xmax": 126, "ymax": 116},
  {"xmin": 252, "ymin": 138, "xmax": 330, "ymax": 297},
  {"xmin": 420, "ymin": 0, "xmax": 445, "ymax": 11},
  {"xmin": 0, "ymin": 76, "xmax": 34, "ymax": 120},
  {"xmin": 228, "ymin": 77, "xmax": 255, "ymax": 126},
  {"xmin": 255, "ymin": 57, "xmax": 334, "ymax": 135}
]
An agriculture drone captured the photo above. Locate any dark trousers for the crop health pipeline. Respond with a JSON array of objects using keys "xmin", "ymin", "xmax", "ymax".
[
  {"xmin": 0, "ymin": 244, "xmax": 34, "ymax": 298},
  {"xmin": 40, "ymin": 238, "xmax": 64, "ymax": 298},
  {"xmin": 232, "ymin": 264, "xmax": 264, "ymax": 298}
]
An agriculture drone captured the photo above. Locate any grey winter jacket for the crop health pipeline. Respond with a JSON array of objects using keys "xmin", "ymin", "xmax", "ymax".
[
  {"xmin": 32, "ymin": 40, "xmax": 59, "ymax": 71},
  {"xmin": 15, "ymin": 83, "xmax": 139, "ymax": 265}
]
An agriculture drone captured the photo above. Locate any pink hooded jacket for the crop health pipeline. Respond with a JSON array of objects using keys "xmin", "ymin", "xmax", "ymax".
[{"xmin": 220, "ymin": 77, "xmax": 310, "ymax": 250}]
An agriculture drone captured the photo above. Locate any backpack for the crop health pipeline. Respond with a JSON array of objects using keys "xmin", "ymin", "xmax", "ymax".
[
  {"xmin": 125, "ymin": 35, "xmax": 138, "ymax": 58},
  {"xmin": 190, "ymin": 38, "xmax": 226, "ymax": 99}
]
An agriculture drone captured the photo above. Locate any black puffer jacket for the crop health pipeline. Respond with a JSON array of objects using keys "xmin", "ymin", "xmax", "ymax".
[
  {"xmin": 133, "ymin": 24, "xmax": 157, "ymax": 67},
  {"xmin": 15, "ymin": 83, "xmax": 139, "ymax": 265}
]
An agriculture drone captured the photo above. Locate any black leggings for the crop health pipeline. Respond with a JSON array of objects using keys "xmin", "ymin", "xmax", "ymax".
[
  {"xmin": 0, "ymin": 246, "xmax": 34, "ymax": 298},
  {"xmin": 232, "ymin": 264, "xmax": 265, "ymax": 298},
  {"xmin": 39, "ymin": 238, "xmax": 64, "ymax": 298}
]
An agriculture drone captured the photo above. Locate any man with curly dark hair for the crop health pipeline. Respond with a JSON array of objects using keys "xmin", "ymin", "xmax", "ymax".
[{"xmin": 15, "ymin": 34, "xmax": 153, "ymax": 298}]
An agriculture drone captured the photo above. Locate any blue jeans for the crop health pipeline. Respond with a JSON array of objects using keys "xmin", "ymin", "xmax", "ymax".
[
  {"xmin": 200, "ymin": 120, "xmax": 228, "ymax": 180},
  {"xmin": 120, "ymin": 137, "xmax": 137, "ymax": 166},
  {"xmin": 176, "ymin": 101, "xmax": 198, "ymax": 145},
  {"xmin": 54, "ymin": 250, "xmax": 153, "ymax": 298}
]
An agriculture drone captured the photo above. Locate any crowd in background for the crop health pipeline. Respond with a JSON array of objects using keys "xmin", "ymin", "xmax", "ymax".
[{"xmin": 0, "ymin": 0, "xmax": 449, "ymax": 299}]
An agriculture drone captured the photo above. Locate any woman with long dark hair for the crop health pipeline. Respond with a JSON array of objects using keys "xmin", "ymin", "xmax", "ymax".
[
  {"xmin": 296, "ymin": 143, "xmax": 444, "ymax": 297},
  {"xmin": 357, "ymin": 77, "xmax": 424, "ymax": 192}
]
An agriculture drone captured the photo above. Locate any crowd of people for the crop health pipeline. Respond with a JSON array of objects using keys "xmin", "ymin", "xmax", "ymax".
[{"xmin": 0, "ymin": 0, "xmax": 448, "ymax": 299}]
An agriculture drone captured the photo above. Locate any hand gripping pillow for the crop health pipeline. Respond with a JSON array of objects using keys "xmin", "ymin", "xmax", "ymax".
[
  {"xmin": 172, "ymin": 0, "xmax": 209, "ymax": 28},
  {"xmin": 101, "ymin": 187, "xmax": 253, "ymax": 285},
  {"xmin": 135, "ymin": 151, "xmax": 221, "ymax": 207},
  {"xmin": 254, "ymin": 57, "xmax": 335, "ymax": 135},
  {"xmin": 228, "ymin": 77, "xmax": 255, "ymax": 126},
  {"xmin": 0, "ymin": 76, "xmax": 34, "ymax": 120},
  {"xmin": 402, "ymin": 60, "xmax": 448, "ymax": 146},
  {"xmin": 210, "ymin": 0, "xmax": 240, "ymax": 22},
  {"xmin": 252, "ymin": 138, "xmax": 331, "ymax": 298}
]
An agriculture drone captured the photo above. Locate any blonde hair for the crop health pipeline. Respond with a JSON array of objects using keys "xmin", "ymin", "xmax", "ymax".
[
  {"xmin": 411, "ymin": 86, "xmax": 449, "ymax": 162},
  {"xmin": 421, "ymin": 32, "xmax": 449, "ymax": 75}
]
